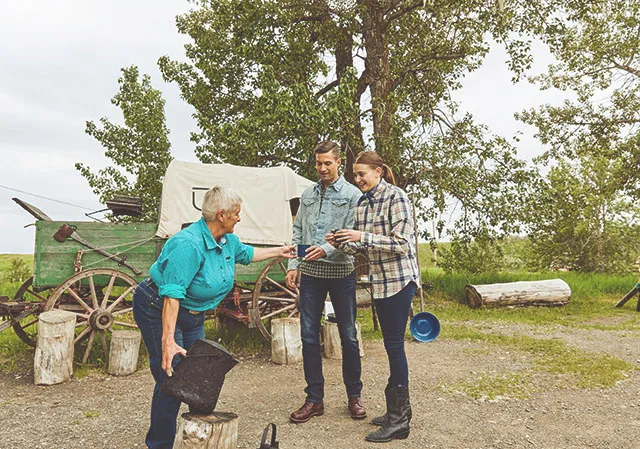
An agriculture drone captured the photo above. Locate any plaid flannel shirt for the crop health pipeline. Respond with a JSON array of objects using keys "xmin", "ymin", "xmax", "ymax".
[{"xmin": 339, "ymin": 179, "xmax": 420, "ymax": 299}]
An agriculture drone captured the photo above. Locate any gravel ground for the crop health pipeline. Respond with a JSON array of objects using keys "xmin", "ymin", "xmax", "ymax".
[{"xmin": 2, "ymin": 321, "xmax": 640, "ymax": 449}]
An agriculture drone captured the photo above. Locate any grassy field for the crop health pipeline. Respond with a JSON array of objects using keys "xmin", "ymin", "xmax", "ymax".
[{"xmin": 0, "ymin": 254, "xmax": 32, "ymax": 272}]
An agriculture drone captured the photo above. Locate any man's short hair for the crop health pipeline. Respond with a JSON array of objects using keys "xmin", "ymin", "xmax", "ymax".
[{"xmin": 314, "ymin": 140, "xmax": 340, "ymax": 159}]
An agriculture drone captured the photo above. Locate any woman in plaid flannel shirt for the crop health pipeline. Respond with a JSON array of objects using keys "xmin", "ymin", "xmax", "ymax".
[{"xmin": 328, "ymin": 151, "xmax": 420, "ymax": 443}]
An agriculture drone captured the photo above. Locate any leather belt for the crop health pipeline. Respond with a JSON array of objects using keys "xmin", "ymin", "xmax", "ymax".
[
  {"xmin": 147, "ymin": 279, "xmax": 201, "ymax": 315},
  {"xmin": 147, "ymin": 278, "xmax": 159, "ymax": 295}
]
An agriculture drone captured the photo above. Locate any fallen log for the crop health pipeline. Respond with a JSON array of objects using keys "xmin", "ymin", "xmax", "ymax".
[{"xmin": 466, "ymin": 279, "xmax": 571, "ymax": 309}]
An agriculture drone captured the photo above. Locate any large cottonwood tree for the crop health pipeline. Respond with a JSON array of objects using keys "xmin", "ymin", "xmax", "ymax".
[{"xmin": 158, "ymin": 0, "xmax": 545, "ymax": 240}]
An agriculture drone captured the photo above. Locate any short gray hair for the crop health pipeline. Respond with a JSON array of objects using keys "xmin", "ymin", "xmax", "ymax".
[{"xmin": 201, "ymin": 186, "xmax": 242, "ymax": 222}]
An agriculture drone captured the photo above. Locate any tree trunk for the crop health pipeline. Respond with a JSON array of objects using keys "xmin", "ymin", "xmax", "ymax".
[
  {"xmin": 466, "ymin": 279, "xmax": 571, "ymax": 308},
  {"xmin": 173, "ymin": 412, "xmax": 238, "ymax": 449},
  {"xmin": 271, "ymin": 318, "xmax": 302, "ymax": 365},
  {"xmin": 107, "ymin": 330, "xmax": 141, "ymax": 376},
  {"xmin": 362, "ymin": 0, "xmax": 398, "ymax": 167},
  {"xmin": 323, "ymin": 321, "xmax": 365, "ymax": 360},
  {"xmin": 335, "ymin": 27, "xmax": 365, "ymax": 183},
  {"xmin": 33, "ymin": 310, "xmax": 76, "ymax": 385}
]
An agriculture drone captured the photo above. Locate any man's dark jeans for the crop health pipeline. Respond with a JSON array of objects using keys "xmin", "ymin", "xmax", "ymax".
[
  {"xmin": 299, "ymin": 272, "xmax": 362, "ymax": 404},
  {"xmin": 374, "ymin": 281, "xmax": 417, "ymax": 388},
  {"xmin": 133, "ymin": 279, "xmax": 205, "ymax": 449}
]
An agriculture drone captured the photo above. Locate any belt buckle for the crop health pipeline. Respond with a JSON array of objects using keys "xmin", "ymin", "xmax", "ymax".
[{"xmin": 188, "ymin": 309, "xmax": 200, "ymax": 315}]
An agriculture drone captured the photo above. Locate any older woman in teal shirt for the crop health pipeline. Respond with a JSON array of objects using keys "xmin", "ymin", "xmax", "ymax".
[{"xmin": 133, "ymin": 186, "xmax": 294, "ymax": 449}]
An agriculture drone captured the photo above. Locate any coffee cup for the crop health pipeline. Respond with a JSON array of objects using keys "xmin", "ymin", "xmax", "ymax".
[{"xmin": 296, "ymin": 244, "xmax": 311, "ymax": 257}]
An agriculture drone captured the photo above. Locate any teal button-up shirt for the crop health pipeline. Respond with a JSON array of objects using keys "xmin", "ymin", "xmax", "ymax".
[{"xmin": 149, "ymin": 218, "xmax": 254, "ymax": 311}]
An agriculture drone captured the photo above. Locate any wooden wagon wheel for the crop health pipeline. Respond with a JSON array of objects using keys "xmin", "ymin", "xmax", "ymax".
[
  {"xmin": 251, "ymin": 257, "xmax": 299, "ymax": 341},
  {"xmin": 45, "ymin": 268, "xmax": 138, "ymax": 364},
  {"xmin": 11, "ymin": 277, "xmax": 50, "ymax": 347}
]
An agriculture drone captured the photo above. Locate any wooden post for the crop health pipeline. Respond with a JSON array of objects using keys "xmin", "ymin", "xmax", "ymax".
[
  {"xmin": 173, "ymin": 412, "xmax": 238, "ymax": 449},
  {"xmin": 271, "ymin": 318, "xmax": 302, "ymax": 365},
  {"xmin": 34, "ymin": 310, "xmax": 75, "ymax": 385},
  {"xmin": 323, "ymin": 321, "xmax": 365, "ymax": 360},
  {"xmin": 466, "ymin": 279, "xmax": 571, "ymax": 308},
  {"xmin": 107, "ymin": 330, "xmax": 141, "ymax": 376}
]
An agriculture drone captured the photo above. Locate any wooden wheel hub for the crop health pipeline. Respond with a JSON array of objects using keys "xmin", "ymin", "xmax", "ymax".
[{"xmin": 90, "ymin": 308, "xmax": 114, "ymax": 330}]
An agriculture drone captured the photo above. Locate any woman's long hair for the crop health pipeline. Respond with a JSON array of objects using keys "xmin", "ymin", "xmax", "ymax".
[{"xmin": 354, "ymin": 151, "xmax": 396, "ymax": 185}]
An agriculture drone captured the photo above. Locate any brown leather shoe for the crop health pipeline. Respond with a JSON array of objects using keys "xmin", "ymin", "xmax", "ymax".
[
  {"xmin": 290, "ymin": 401, "xmax": 324, "ymax": 423},
  {"xmin": 348, "ymin": 397, "xmax": 367, "ymax": 420}
]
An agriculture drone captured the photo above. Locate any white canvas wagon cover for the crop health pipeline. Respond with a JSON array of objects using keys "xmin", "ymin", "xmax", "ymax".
[{"xmin": 156, "ymin": 160, "xmax": 314, "ymax": 245}]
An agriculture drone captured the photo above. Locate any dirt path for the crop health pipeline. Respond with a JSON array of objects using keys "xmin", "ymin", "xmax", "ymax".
[{"xmin": 2, "ymin": 324, "xmax": 640, "ymax": 449}]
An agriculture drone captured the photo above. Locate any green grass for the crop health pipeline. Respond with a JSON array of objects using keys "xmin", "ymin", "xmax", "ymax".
[
  {"xmin": 441, "ymin": 372, "xmax": 533, "ymax": 401},
  {"xmin": 443, "ymin": 324, "xmax": 635, "ymax": 389},
  {"xmin": 0, "ymin": 329, "xmax": 33, "ymax": 374},
  {"xmin": 0, "ymin": 254, "xmax": 32, "ymax": 272},
  {"xmin": 204, "ymin": 317, "xmax": 269, "ymax": 356},
  {"xmin": 0, "ymin": 254, "xmax": 33, "ymax": 296}
]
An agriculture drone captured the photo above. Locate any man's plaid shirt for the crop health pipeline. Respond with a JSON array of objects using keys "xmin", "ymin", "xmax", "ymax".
[{"xmin": 340, "ymin": 179, "xmax": 420, "ymax": 299}]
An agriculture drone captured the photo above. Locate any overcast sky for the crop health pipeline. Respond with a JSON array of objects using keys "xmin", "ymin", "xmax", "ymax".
[{"xmin": 0, "ymin": 1, "xmax": 566, "ymax": 254}]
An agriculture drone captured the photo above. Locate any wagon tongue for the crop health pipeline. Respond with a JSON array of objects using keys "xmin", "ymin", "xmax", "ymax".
[{"xmin": 161, "ymin": 339, "xmax": 239, "ymax": 414}]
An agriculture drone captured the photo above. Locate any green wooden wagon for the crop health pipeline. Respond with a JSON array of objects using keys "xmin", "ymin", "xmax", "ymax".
[{"xmin": 0, "ymin": 161, "xmax": 317, "ymax": 362}]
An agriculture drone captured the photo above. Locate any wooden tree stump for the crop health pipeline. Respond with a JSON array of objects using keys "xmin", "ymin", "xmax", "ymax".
[
  {"xmin": 33, "ymin": 310, "xmax": 76, "ymax": 385},
  {"xmin": 466, "ymin": 279, "xmax": 571, "ymax": 308},
  {"xmin": 323, "ymin": 321, "xmax": 365, "ymax": 360},
  {"xmin": 107, "ymin": 330, "xmax": 141, "ymax": 376},
  {"xmin": 174, "ymin": 412, "xmax": 238, "ymax": 449},
  {"xmin": 271, "ymin": 318, "xmax": 302, "ymax": 365}
]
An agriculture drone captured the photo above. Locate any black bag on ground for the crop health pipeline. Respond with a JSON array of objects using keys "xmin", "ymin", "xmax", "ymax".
[
  {"xmin": 161, "ymin": 338, "xmax": 238, "ymax": 414},
  {"xmin": 258, "ymin": 423, "xmax": 279, "ymax": 449}
]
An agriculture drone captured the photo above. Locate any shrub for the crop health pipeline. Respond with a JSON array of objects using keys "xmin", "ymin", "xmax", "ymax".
[{"xmin": 3, "ymin": 258, "xmax": 31, "ymax": 283}]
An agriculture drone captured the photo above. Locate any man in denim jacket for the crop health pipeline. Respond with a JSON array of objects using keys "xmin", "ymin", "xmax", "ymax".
[{"xmin": 286, "ymin": 141, "xmax": 365, "ymax": 423}]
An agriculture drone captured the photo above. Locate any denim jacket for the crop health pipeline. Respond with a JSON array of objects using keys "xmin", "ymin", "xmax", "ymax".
[{"xmin": 287, "ymin": 176, "xmax": 361, "ymax": 271}]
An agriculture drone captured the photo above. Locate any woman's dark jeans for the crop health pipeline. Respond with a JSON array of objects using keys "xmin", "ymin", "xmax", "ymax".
[
  {"xmin": 133, "ymin": 279, "xmax": 205, "ymax": 449},
  {"xmin": 374, "ymin": 281, "xmax": 417, "ymax": 388},
  {"xmin": 299, "ymin": 272, "xmax": 362, "ymax": 403}
]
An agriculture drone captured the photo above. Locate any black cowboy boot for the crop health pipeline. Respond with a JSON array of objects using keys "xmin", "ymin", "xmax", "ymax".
[
  {"xmin": 370, "ymin": 384, "xmax": 392, "ymax": 426},
  {"xmin": 371, "ymin": 384, "xmax": 412, "ymax": 426},
  {"xmin": 365, "ymin": 385, "xmax": 411, "ymax": 442}
]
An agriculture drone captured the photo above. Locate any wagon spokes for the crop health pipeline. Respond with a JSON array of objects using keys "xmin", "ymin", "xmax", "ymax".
[
  {"xmin": 112, "ymin": 307, "xmax": 133, "ymax": 316},
  {"xmin": 256, "ymin": 296, "xmax": 296, "ymax": 303},
  {"xmin": 107, "ymin": 286, "xmax": 135, "ymax": 312},
  {"xmin": 45, "ymin": 268, "xmax": 138, "ymax": 364},
  {"xmin": 82, "ymin": 330, "xmax": 96, "ymax": 364},
  {"xmin": 264, "ymin": 276, "xmax": 298, "ymax": 298},
  {"xmin": 113, "ymin": 320, "xmax": 137, "ymax": 328},
  {"xmin": 88, "ymin": 276, "xmax": 99, "ymax": 309},
  {"xmin": 251, "ymin": 257, "xmax": 299, "ymax": 341},
  {"xmin": 65, "ymin": 288, "xmax": 93, "ymax": 314},
  {"xmin": 259, "ymin": 303, "xmax": 296, "ymax": 321},
  {"xmin": 10, "ymin": 277, "xmax": 51, "ymax": 347},
  {"xmin": 99, "ymin": 330, "xmax": 109, "ymax": 362},
  {"xmin": 101, "ymin": 274, "xmax": 117, "ymax": 309},
  {"xmin": 74, "ymin": 325, "xmax": 93, "ymax": 345}
]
